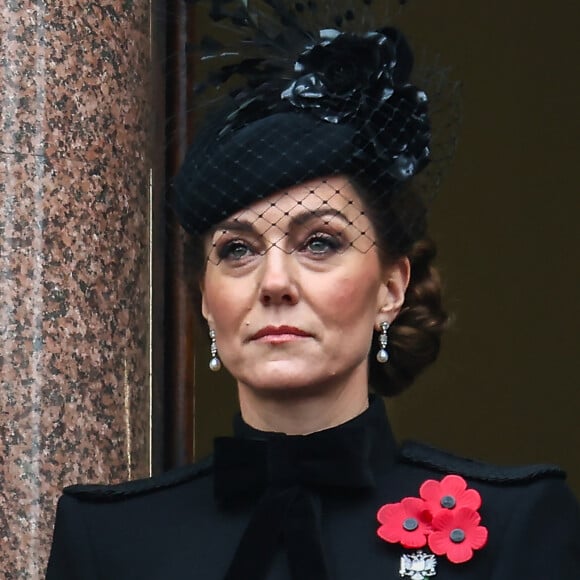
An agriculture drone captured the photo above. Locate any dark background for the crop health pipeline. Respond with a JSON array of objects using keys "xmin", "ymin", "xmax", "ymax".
[{"xmin": 176, "ymin": 1, "xmax": 580, "ymax": 497}]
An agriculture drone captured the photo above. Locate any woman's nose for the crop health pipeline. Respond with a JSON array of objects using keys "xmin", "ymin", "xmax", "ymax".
[{"xmin": 258, "ymin": 247, "xmax": 299, "ymax": 306}]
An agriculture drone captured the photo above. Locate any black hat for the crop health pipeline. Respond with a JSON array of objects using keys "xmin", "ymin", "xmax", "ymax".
[{"xmin": 173, "ymin": 4, "xmax": 437, "ymax": 250}]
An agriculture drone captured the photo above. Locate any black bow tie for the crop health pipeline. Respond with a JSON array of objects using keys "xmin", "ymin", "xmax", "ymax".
[
  {"xmin": 213, "ymin": 416, "xmax": 378, "ymax": 580},
  {"xmin": 214, "ymin": 425, "xmax": 376, "ymax": 505}
]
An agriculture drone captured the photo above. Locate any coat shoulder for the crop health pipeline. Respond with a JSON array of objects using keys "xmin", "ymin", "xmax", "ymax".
[
  {"xmin": 63, "ymin": 456, "xmax": 214, "ymax": 502},
  {"xmin": 399, "ymin": 440, "xmax": 566, "ymax": 485}
]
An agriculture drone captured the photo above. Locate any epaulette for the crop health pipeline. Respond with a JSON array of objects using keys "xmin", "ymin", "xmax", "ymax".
[
  {"xmin": 399, "ymin": 441, "xmax": 566, "ymax": 484},
  {"xmin": 63, "ymin": 456, "xmax": 213, "ymax": 502}
]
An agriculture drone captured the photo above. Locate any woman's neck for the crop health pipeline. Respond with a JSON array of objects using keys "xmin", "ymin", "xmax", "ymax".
[{"xmin": 237, "ymin": 382, "xmax": 369, "ymax": 435}]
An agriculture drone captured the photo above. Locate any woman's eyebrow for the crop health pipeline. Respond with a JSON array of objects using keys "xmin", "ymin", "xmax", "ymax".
[
  {"xmin": 291, "ymin": 208, "xmax": 352, "ymax": 227},
  {"xmin": 211, "ymin": 208, "xmax": 353, "ymax": 238},
  {"xmin": 211, "ymin": 219, "xmax": 256, "ymax": 236}
]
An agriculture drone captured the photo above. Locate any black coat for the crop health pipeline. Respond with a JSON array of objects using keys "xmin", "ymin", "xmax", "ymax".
[{"xmin": 46, "ymin": 398, "xmax": 580, "ymax": 579}]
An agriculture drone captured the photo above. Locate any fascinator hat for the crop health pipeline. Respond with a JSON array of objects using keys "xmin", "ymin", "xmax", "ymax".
[{"xmin": 174, "ymin": 0, "xmax": 453, "ymax": 256}]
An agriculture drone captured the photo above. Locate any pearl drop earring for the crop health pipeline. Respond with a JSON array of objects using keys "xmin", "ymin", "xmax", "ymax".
[
  {"xmin": 376, "ymin": 321, "xmax": 390, "ymax": 363},
  {"xmin": 209, "ymin": 328, "xmax": 222, "ymax": 371}
]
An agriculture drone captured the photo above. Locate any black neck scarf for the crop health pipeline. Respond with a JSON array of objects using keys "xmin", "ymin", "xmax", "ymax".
[{"xmin": 213, "ymin": 396, "xmax": 398, "ymax": 580}]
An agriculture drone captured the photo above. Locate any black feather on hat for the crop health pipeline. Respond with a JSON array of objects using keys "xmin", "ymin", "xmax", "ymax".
[{"xmin": 173, "ymin": 0, "xmax": 456, "ymax": 250}]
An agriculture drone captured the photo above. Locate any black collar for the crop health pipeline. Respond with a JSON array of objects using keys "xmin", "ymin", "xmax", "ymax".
[{"xmin": 213, "ymin": 396, "xmax": 398, "ymax": 580}]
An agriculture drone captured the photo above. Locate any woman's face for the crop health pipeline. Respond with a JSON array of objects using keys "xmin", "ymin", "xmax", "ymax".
[{"xmin": 201, "ymin": 176, "xmax": 409, "ymax": 397}]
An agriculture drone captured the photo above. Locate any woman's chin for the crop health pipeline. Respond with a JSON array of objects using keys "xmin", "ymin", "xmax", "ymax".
[{"xmin": 236, "ymin": 363, "xmax": 334, "ymax": 396}]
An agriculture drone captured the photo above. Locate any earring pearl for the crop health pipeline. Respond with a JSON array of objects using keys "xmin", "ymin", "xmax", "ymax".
[
  {"xmin": 376, "ymin": 321, "xmax": 390, "ymax": 363},
  {"xmin": 209, "ymin": 328, "xmax": 222, "ymax": 372}
]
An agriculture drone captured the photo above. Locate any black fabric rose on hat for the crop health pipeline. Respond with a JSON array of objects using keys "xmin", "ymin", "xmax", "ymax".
[
  {"xmin": 281, "ymin": 27, "xmax": 430, "ymax": 181},
  {"xmin": 282, "ymin": 29, "xmax": 398, "ymax": 122}
]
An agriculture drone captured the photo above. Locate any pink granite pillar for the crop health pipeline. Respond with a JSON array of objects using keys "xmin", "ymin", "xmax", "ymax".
[{"xmin": 0, "ymin": 2, "xmax": 152, "ymax": 577}]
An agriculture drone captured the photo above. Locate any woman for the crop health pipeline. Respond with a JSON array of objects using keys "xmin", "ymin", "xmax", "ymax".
[{"xmin": 47, "ymin": 4, "xmax": 580, "ymax": 579}]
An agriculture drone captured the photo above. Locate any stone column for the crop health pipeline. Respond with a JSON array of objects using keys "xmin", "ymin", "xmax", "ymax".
[{"xmin": 0, "ymin": 2, "xmax": 152, "ymax": 577}]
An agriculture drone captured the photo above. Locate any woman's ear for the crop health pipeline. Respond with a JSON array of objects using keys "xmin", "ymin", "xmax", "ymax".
[
  {"xmin": 376, "ymin": 256, "xmax": 410, "ymax": 325},
  {"xmin": 200, "ymin": 281, "xmax": 214, "ymax": 327}
]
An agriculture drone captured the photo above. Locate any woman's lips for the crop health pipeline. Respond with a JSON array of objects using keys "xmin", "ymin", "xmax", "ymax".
[{"xmin": 250, "ymin": 325, "xmax": 312, "ymax": 343}]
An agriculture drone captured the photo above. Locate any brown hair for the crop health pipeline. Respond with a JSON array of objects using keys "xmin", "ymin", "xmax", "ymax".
[
  {"xmin": 347, "ymin": 175, "xmax": 448, "ymax": 395},
  {"xmin": 369, "ymin": 237, "xmax": 448, "ymax": 396}
]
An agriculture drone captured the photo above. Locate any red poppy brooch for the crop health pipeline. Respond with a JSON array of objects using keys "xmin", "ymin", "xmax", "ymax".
[{"xmin": 376, "ymin": 475, "xmax": 488, "ymax": 578}]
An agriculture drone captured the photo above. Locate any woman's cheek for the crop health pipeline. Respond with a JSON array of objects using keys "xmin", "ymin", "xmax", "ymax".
[{"xmin": 323, "ymin": 275, "xmax": 375, "ymax": 319}]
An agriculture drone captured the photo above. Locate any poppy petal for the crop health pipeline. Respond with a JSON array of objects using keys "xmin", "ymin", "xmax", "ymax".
[
  {"xmin": 447, "ymin": 542, "xmax": 473, "ymax": 564},
  {"xmin": 441, "ymin": 474, "xmax": 467, "ymax": 496},
  {"xmin": 470, "ymin": 526, "xmax": 489, "ymax": 549},
  {"xmin": 460, "ymin": 488, "xmax": 482, "ymax": 511},
  {"xmin": 419, "ymin": 479, "xmax": 440, "ymax": 500},
  {"xmin": 427, "ymin": 530, "xmax": 449, "ymax": 555},
  {"xmin": 400, "ymin": 530, "xmax": 428, "ymax": 549}
]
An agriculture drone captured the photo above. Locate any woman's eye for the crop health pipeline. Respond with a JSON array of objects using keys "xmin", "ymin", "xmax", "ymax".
[
  {"xmin": 217, "ymin": 240, "xmax": 253, "ymax": 261},
  {"xmin": 303, "ymin": 233, "xmax": 343, "ymax": 255}
]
